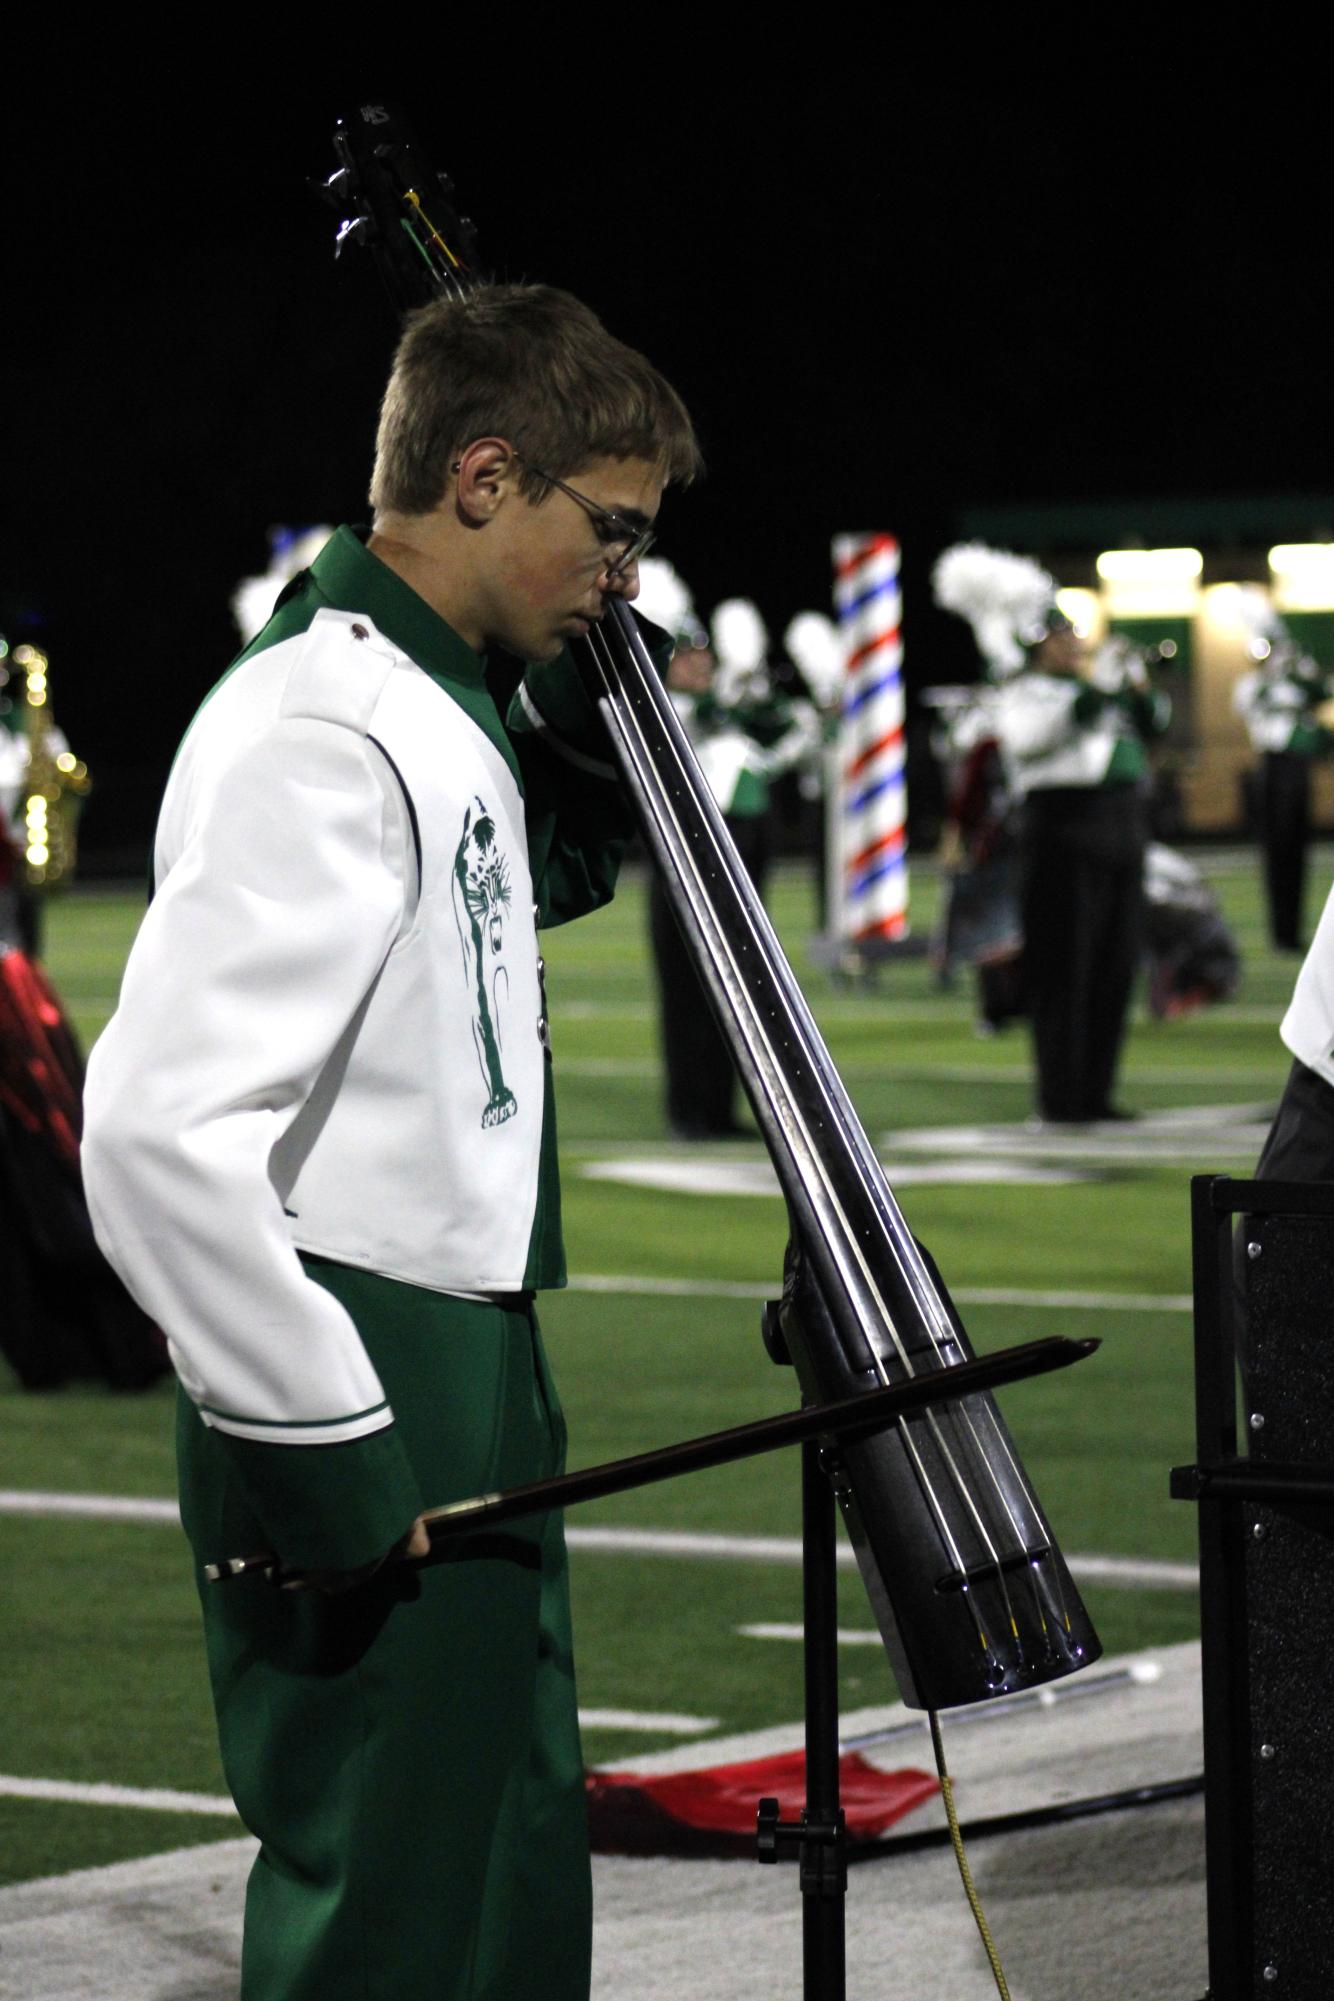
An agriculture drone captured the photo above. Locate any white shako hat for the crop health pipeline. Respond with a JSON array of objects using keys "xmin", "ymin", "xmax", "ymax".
[
  {"xmin": 634, "ymin": 556, "xmax": 708, "ymax": 650},
  {"xmin": 932, "ymin": 541, "xmax": 1065, "ymax": 679},
  {"xmin": 711, "ymin": 598, "xmax": 769, "ymax": 675}
]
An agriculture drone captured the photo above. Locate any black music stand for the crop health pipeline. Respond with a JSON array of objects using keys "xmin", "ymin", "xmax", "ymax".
[
  {"xmin": 755, "ymin": 1433, "xmax": 849, "ymax": 1999},
  {"xmin": 1172, "ymin": 1174, "xmax": 1334, "ymax": 2001}
]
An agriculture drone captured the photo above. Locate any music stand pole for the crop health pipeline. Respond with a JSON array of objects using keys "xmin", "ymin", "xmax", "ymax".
[
  {"xmin": 803, "ymin": 1437, "xmax": 849, "ymax": 1996},
  {"xmin": 758, "ymin": 1430, "xmax": 849, "ymax": 1999}
]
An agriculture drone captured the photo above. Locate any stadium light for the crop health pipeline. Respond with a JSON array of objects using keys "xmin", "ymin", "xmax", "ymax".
[
  {"xmin": 1055, "ymin": 587, "xmax": 1103, "ymax": 640},
  {"xmin": 1268, "ymin": 543, "xmax": 1334, "ymax": 612},
  {"xmin": 1095, "ymin": 548, "xmax": 1203, "ymax": 618}
]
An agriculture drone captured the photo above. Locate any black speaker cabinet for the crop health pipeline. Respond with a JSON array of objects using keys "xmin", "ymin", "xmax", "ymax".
[{"xmin": 1178, "ymin": 1177, "xmax": 1334, "ymax": 2001}]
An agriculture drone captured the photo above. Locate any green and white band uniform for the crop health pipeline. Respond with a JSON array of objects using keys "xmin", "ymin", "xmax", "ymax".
[
  {"xmin": 83, "ymin": 526, "xmax": 647, "ymax": 2000},
  {"xmin": 993, "ymin": 670, "xmax": 1171, "ymax": 796}
]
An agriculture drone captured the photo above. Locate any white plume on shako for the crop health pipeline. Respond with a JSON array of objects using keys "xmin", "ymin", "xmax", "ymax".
[
  {"xmin": 784, "ymin": 611, "xmax": 844, "ymax": 708},
  {"xmin": 931, "ymin": 541, "xmax": 1059, "ymax": 679}
]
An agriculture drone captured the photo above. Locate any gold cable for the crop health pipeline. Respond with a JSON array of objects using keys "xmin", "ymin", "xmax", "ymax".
[{"xmin": 928, "ymin": 1709, "xmax": 1011, "ymax": 2001}]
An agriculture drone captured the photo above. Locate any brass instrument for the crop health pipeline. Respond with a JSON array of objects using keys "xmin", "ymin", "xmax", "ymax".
[{"xmin": 9, "ymin": 644, "xmax": 90, "ymax": 890}]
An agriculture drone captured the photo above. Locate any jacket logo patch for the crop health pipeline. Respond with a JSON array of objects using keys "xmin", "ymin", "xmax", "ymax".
[{"xmin": 452, "ymin": 798, "xmax": 518, "ymax": 1130}]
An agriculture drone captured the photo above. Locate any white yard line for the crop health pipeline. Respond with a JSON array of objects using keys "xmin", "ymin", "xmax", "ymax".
[
  {"xmin": 0, "ymin": 1491, "xmax": 179, "ymax": 1524},
  {"xmin": 0, "ymin": 1719, "xmax": 718, "ymax": 1823},
  {"xmin": 579, "ymin": 1709, "xmax": 718, "ymax": 1735},
  {"xmin": 0, "ymin": 1493, "xmax": 1196, "ymax": 1588},
  {"xmin": 583, "ymin": 1156, "xmax": 1089, "ymax": 1193},
  {"xmin": 564, "ymin": 1274, "xmax": 1194, "ymax": 1312},
  {"xmin": 567, "ymin": 1526, "xmax": 1196, "ymax": 1590},
  {"xmin": 740, "ymin": 1623, "xmax": 883, "ymax": 1646},
  {"xmin": 0, "ymin": 1776, "xmax": 237, "ymax": 1817},
  {"xmin": 557, "ymin": 1059, "xmax": 1284, "ymax": 1085}
]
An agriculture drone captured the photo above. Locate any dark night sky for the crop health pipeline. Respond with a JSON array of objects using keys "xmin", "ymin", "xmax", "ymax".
[{"xmin": 5, "ymin": 45, "xmax": 1330, "ymax": 858}]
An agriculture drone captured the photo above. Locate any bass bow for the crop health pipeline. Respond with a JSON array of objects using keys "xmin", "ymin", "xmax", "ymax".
[{"xmin": 308, "ymin": 102, "xmax": 1102, "ymax": 1713}]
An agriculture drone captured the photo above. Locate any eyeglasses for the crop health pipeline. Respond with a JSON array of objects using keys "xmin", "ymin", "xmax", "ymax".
[{"xmin": 513, "ymin": 455, "xmax": 656, "ymax": 577}]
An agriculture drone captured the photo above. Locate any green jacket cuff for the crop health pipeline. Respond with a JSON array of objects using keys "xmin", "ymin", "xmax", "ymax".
[{"xmin": 213, "ymin": 1421, "xmax": 424, "ymax": 1572}]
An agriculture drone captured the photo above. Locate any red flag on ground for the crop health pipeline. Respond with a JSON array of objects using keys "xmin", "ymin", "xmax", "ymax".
[{"xmin": 586, "ymin": 1750, "xmax": 938, "ymax": 1857}]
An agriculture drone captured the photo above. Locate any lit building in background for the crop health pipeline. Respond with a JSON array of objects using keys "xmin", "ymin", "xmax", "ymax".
[{"xmin": 954, "ymin": 497, "xmax": 1334, "ymax": 832}]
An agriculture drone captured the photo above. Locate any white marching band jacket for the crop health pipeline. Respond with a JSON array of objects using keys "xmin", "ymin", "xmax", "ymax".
[
  {"xmin": 992, "ymin": 672, "xmax": 1168, "ymax": 796},
  {"xmin": 1283, "ymin": 884, "xmax": 1334, "ymax": 1089},
  {"xmin": 1233, "ymin": 663, "xmax": 1329, "ymax": 754},
  {"xmin": 83, "ymin": 608, "xmax": 548, "ymax": 1448},
  {"xmin": 991, "ymin": 672, "xmax": 1130, "ymax": 794}
]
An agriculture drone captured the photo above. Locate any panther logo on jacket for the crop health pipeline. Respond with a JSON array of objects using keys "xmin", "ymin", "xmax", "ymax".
[{"xmin": 452, "ymin": 798, "xmax": 517, "ymax": 1129}]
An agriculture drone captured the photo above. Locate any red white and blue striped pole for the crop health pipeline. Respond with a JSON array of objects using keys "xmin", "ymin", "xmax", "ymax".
[{"xmin": 831, "ymin": 533, "xmax": 907, "ymax": 953}]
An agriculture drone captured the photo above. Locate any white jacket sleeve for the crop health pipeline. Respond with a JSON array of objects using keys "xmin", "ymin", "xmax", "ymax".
[
  {"xmin": 1282, "ymin": 879, "xmax": 1334, "ymax": 1086},
  {"xmin": 83, "ymin": 716, "xmax": 414, "ymax": 1447}
]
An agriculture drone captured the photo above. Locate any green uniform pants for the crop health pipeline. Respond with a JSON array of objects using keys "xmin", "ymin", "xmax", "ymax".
[{"xmin": 178, "ymin": 1266, "xmax": 591, "ymax": 2001}]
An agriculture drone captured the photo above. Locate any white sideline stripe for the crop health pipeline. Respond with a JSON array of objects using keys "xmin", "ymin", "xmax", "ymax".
[
  {"xmin": 584, "ymin": 1157, "xmax": 1087, "ymax": 1194},
  {"xmin": 566, "ymin": 1274, "xmax": 1194, "ymax": 1312},
  {"xmin": 741, "ymin": 1623, "xmax": 883, "ymax": 1646},
  {"xmin": 0, "ymin": 1775, "xmax": 238, "ymax": 1817},
  {"xmin": 0, "ymin": 1491, "xmax": 180, "ymax": 1524},
  {"xmin": 566, "ymin": 1525, "xmax": 1197, "ymax": 1590},
  {"xmin": 579, "ymin": 1709, "xmax": 718, "ymax": 1735},
  {"xmin": 1072, "ymin": 1554, "xmax": 1198, "ymax": 1588},
  {"xmin": 0, "ymin": 1708, "xmax": 717, "ymax": 1820},
  {"xmin": 0, "ymin": 1495, "xmax": 1198, "ymax": 1587}
]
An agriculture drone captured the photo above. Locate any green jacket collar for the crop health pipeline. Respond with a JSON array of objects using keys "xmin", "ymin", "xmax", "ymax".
[{"xmin": 311, "ymin": 527, "xmax": 489, "ymax": 693}]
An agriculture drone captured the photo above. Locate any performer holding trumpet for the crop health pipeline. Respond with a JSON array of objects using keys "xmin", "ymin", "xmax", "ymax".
[
  {"xmin": 934, "ymin": 544, "xmax": 1170, "ymax": 1126},
  {"xmin": 82, "ymin": 283, "xmax": 700, "ymax": 2001}
]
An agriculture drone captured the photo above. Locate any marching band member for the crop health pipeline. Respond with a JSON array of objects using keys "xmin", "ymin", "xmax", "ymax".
[
  {"xmin": 1233, "ymin": 599, "xmax": 1332, "ymax": 952},
  {"xmin": 0, "ymin": 638, "xmax": 164, "ymax": 1390},
  {"xmin": 633, "ymin": 557, "xmax": 737, "ymax": 1137},
  {"xmin": 934, "ymin": 543, "xmax": 1169, "ymax": 1125},
  {"xmin": 635, "ymin": 575, "xmax": 818, "ymax": 1139},
  {"xmin": 928, "ymin": 682, "xmax": 1025, "ymax": 1031},
  {"xmin": 82, "ymin": 284, "xmax": 701, "ymax": 2001}
]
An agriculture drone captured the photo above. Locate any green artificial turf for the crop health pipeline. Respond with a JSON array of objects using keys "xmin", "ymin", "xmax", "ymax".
[{"xmin": 1, "ymin": 849, "xmax": 1301, "ymax": 1883}]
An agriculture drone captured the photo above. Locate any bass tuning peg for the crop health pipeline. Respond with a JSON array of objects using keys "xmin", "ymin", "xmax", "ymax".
[
  {"xmin": 334, "ymin": 214, "xmax": 375, "ymax": 257},
  {"xmin": 312, "ymin": 166, "xmax": 356, "ymax": 210}
]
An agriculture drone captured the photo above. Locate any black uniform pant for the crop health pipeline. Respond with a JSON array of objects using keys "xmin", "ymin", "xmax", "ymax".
[
  {"xmin": 1254, "ymin": 1057, "xmax": 1334, "ymax": 1183},
  {"xmin": 1259, "ymin": 750, "xmax": 1313, "ymax": 951},
  {"xmin": 1020, "ymin": 785, "xmax": 1146, "ymax": 1122},
  {"xmin": 1234, "ymin": 1058, "xmax": 1334, "ymax": 1401}
]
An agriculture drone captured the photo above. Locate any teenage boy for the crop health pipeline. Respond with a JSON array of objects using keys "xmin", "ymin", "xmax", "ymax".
[{"xmin": 83, "ymin": 282, "xmax": 701, "ymax": 2001}]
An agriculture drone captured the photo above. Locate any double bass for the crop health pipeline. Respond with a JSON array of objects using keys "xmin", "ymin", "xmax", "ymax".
[{"xmin": 309, "ymin": 103, "xmax": 1101, "ymax": 1716}]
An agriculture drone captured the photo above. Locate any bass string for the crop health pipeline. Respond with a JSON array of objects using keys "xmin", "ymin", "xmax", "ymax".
[
  {"xmin": 587, "ymin": 619, "xmax": 1022, "ymax": 1481},
  {"xmin": 598, "ymin": 609, "xmax": 962, "ymax": 1367},
  {"xmin": 592, "ymin": 643, "xmax": 1002, "ymax": 1664},
  {"xmin": 588, "ymin": 618, "xmax": 1020, "ymax": 1414},
  {"xmin": 586, "ymin": 618, "xmax": 1034, "ymax": 1626},
  {"xmin": 586, "ymin": 617, "xmax": 909, "ymax": 1374},
  {"xmin": 965, "ymin": 1396, "xmax": 1075, "ymax": 1638},
  {"xmin": 904, "ymin": 1408, "xmax": 1025, "ymax": 1648},
  {"xmin": 587, "ymin": 617, "xmax": 922, "ymax": 1347},
  {"xmin": 956, "ymin": 1404, "xmax": 1052, "ymax": 1649},
  {"xmin": 585, "ymin": 628, "xmax": 1001, "ymax": 1654}
]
